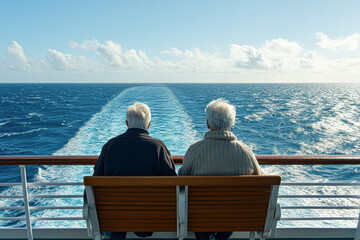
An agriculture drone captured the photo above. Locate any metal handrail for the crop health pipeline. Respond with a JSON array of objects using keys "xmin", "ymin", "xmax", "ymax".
[
  {"xmin": 282, "ymin": 217, "xmax": 359, "ymax": 221},
  {"xmin": 0, "ymin": 155, "xmax": 359, "ymax": 240},
  {"xmin": 282, "ymin": 206, "xmax": 360, "ymax": 209},
  {"xmin": 27, "ymin": 182, "xmax": 82, "ymax": 186},
  {"xmin": 1, "ymin": 155, "xmax": 360, "ymax": 165},
  {"xmin": 279, "ymin": 195, "xmax": 360, "ymax": 198},
  {"xmin": 282, "ymin": 183, "xmax": 360, "ymax": 186}
]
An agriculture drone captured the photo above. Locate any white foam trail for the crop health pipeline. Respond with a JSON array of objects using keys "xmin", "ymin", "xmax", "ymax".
[
  {"xmin": 54, "ymin": 86, "xmax": 199, "ymax": 155},
  {"xmin": 26, "ymin": 86, "xmax": 200, "ymax": 228}
]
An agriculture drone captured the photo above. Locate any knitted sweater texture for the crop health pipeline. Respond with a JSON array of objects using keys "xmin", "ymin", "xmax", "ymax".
[{"xmin": 178, "ymin": 130, "xmax": 261, "ymax": 176}]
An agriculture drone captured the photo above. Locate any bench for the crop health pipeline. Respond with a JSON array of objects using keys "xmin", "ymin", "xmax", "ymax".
[{"xmin": 84, "ymin": 176, "xmax": 281, "ymax": 240}]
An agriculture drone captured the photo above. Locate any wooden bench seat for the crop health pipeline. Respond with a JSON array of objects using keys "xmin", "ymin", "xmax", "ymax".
[{"xmin": 84, "ymin": 176, "xmax": 281, "ymax": 240}]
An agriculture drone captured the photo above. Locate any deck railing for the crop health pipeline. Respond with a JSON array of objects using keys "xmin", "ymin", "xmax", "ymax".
[{"xmin": 0, "ymin": 155, "xmax": 359, "ymax": 240}]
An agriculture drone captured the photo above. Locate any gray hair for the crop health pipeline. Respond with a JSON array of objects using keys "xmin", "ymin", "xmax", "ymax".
[
  {"xmin": 205, "ymin": 99, "xmax": 236, "ymax": 130},
  {"xmin": 126, "ymin": 102, "xmax": 151, "ymax": 130}
]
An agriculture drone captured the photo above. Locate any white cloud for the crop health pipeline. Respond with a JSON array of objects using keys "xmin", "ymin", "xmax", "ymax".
[
  {"xmin": 47, "ymin": 49, "xmax": 91, "ymax": 71},
  {"xmin": 159, "ymin": 47, "xmax": 230, "ymax": 73},
  {"xmin": 160, "ymin": 47, "xmax": 184, "ymax": 57},
  {"xmin": 5, "ymin": 41, "xmax": 46, "ymax": 71},
  {"xmin": 68, "ymin": 37, "xmax": 360, "ymax": 75},
  {"xmin": 315, "ymin": 32, "xmax": 360, "ymax": 51},
  {"xmin": 71, "ymin": 40, "xmax": 154, "ymax": 69},
  {"xmin": 2, "ymin": 34, "xmax": 360, "ymax": 82},
  {"xmin": 328, "ymin": 57, "xmax": 360, "ymax": 71},
  {"xmin": 7, "ymin": 41, "xmax": 28, "ymax": 64},
  {"xmin": 230, "ymin": 38, "xmax": 305, "ymax": 70},
  {"xmin": 6, "ymin": 41, "xmax": 30, "ymax": 70}
]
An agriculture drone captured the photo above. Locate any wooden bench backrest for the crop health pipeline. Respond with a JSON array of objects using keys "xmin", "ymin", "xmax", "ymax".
[
  {"xmin": 184, "ymin": 176, "xmax": 281, "ymax": 232},
  {"xmin": 84, "ymin": 177, "xmax": 179, "ymax": 232},
  {"xmin": 84, "ymin": 176, "xmax": 281, "ymax": 234}
]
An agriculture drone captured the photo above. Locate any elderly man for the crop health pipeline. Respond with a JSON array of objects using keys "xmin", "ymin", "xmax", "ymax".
[
  {"xmin": 178, "ymin": 99, "xmax": 261, "ymax": 240},
  {"xmin": 92, "ymin": 102, "xmax": 177, "ymax": 240}
]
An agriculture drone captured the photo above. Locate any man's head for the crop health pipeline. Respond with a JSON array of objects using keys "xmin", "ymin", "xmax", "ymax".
[
  {"xmin": 205, "ymin": 99, "xmax": 236, "ymax": 131},
  {"xmin": 126, "ymin": 102, "xmax": 151, "ymax": 130}
]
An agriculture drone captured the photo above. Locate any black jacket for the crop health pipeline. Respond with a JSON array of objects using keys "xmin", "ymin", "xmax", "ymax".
[{"xmin": 93, "ymin": 128, "xmax": 177, "ymax": 176}]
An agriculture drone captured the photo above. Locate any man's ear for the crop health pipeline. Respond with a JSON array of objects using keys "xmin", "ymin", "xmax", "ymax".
[
  {"xmin": 126, "ymin": 120, "xmax": 128, "ymax": 127},
  {"xmin": 147, "ymin": 121, "xmax": 151, "ymax": 129}
]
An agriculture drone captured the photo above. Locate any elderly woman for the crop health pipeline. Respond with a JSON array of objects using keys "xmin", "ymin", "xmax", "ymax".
[{"xmin": 178, "ymin": 99, "xmax": 261, "ymax": 240}]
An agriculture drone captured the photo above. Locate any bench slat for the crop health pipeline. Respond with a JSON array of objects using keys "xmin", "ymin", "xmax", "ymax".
[
  {"xmin": 95, "ymin": 187, "xmax": 175, "ymax": 193},
  {"xmin": 189, "ymin": 204, "xmax": 268, "ymax": 210},
  {"xmin": 188, "ymin": 200, "xmax": 269, "ymax": 205},
  {"xmin": 189, "ymin": 187, "xmax": 271, "ymax": 192},
  {"xmin": 95, "ymin": 196, "xmax": 175, "ymax": 202},
  {"xmin": 98, "ymin": 211, "xmax": 176, "ymax": 217},
  {"xmin": 100, "ymin": 222, "xmax": 175, "ymax": 227},
  {"xmin": 188, "ymin": 213, "xmax": 267, "ymax": 218},
  {"xmin": 189, "ymin": 218, "xmax": 266, "ymax": 223},
  {"xmin": 96, "ymin": 201, "xmax": 176, "ymax": 206},
  {"xmin": 98, "ymin": 210, "xmax": 176, "ymax": 216},
  {"xmin": 97, "ymin": 206, "xmax": 176, "ymax": 211},
  {"xmin": 101, "ymin": 227, "xmax": 176, "ymax": 232},
  {"xmin": 189, "ymin": 209, "xmax": 267, "ymax": 215},
  {"xmin": 189, "ymin": 227, "xmax": 264, "ymax": 231},
  {"xmin": 189, "ymin": 191, "xmax": 271, "ymax": 196},
  {"xmin": 94, "ymin": 192, "xmax": 175, "ymax": 197},
  {"xmin": 99, "ymin": 219, "xmax": 177, "ymax": 223},
  {"xmin": 97, "ymin": 214, "xmax": 175, "ymax": 220},
  {"xmin": 190, "ymin": 222, "xmax": 265, "ymax": 228},
  {"xmin": 189, "ymin": 195, "xmax": 270, "ymax": 201}
]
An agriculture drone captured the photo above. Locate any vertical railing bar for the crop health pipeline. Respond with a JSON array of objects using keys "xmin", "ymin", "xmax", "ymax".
[
  {"xmin": 355, "ymin": 210, "xmax": 360, "ymax": 240},
  {"xmin": 19, "ymin": 165, "xmax": 33, "ymax": 240}
]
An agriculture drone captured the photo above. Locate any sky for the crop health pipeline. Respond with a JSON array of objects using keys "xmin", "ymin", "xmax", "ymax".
[{"xmin": 0, "ymin": 0, "xmax": 359, "ymax": 83}]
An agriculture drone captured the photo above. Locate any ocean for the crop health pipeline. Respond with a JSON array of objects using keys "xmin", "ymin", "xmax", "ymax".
[{"xmin": 0, "ymin": 83, "xmax": 359, "ymax": 228}]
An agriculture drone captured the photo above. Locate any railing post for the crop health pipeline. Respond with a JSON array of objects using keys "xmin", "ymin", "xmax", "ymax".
[
  {"xmin": 355, "ymin": 210, "xmax": 360, "ymax": 240},
  {"xmin": 19, "ymin": 165, "xmax": 33, "ymax": 240}
]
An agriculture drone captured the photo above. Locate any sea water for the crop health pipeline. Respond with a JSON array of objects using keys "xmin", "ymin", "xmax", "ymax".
[{"xmin": 0, "ymin": 83, "xmax": 359, "ymax": 228}]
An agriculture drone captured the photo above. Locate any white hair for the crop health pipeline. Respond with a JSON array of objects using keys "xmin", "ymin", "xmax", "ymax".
[
  {"xmin": 126, "ymin": 102, "xmax": 151, "ymax": 130},
  {"xmin": 205, "ymin": 99, "xmax": 236, "ymax": 130}
]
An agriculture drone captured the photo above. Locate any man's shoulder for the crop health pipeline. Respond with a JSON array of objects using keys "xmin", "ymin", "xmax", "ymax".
[
  {"xmin": 106, "ymin": 134, "xmax": 123, "ymax": 143},
  {"xmin": 145, "ymin": 135, "xmax": 168, "ymax": 149},
  {"xmin": 186, "ymin": 139, "xmax": 207, "ymax": 153},
  {"xmin": 190, "ymin": 138, "xmax": 206, "ymax": 147},
  {"xmin": 102, "ymin": 134, "xmax": 126, "ymax": 147},
  {"xmin": 235, "ymin": 140, "xmax": 251, "ymax": 149},
  {"xmin": 233, "ymin": 140, "xmax": 256, "ymax": 156}
]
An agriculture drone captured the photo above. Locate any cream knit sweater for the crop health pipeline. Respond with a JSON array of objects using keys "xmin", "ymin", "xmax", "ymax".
[{"xmin": 178, "ymin": 130, "xmax": 262, "ymax": 176}]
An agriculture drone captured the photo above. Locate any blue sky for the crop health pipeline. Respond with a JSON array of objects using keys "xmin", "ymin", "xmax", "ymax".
[{"xmin": 0, "ymin": 0, "xmax": 359, "ymax": 83}]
